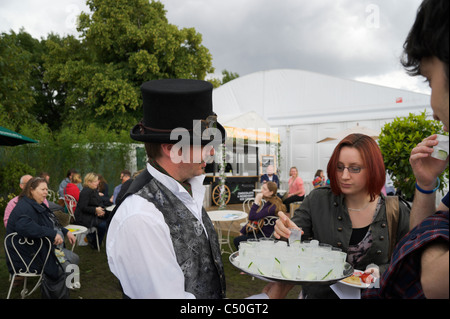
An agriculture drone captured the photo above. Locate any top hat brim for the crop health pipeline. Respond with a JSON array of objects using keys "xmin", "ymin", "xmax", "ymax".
[{"xmin": 130, "ymin": 121, "xmax": 227, "ymax": 146}]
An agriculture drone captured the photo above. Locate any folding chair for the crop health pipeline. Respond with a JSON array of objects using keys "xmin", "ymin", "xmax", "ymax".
[{"xmin": 4, "ymin": 232, "xmax": 52, "ymax": 299}]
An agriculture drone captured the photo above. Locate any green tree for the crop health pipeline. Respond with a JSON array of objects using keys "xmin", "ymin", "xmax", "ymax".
[
  {"xmin": 378, "ymin": 111, "xmax": 449, "ymax": 201},
  {"xmin": 221, "ymin": 70, "xmax": 239, "ymax": 85},
  {"xmin": 0, "ymin": 30, "xmax": 37, "ymax": 130},
  {"xmin": 43, "ymin": 0, "xmax": 215, "ymax": 132}
]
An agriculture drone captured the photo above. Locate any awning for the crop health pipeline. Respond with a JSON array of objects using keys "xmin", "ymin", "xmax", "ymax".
[
  {"xmin": 224, "ymin": 126, "xmax": 280, "ymax": 144},
  {"xmin": 0, "ymin": 126, "xmax": 38, "ymax": 146}
]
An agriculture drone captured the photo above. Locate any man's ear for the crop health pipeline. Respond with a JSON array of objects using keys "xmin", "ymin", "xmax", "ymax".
[{"xmin": 160, "ymin": 143, "xmax": 173, "ymax": 158}]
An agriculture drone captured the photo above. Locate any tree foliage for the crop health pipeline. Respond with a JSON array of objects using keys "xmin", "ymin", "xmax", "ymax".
[
  {"xmin": 378, "ymin": 111, "xmax": 449, "ymax": 201},
  {"xmin": 0, "ymin": 0, "xmax": 238, "ymax": 194},
  {"xmin": 1, "ymin": 0, "xmax": 216, "ymax": 133}
]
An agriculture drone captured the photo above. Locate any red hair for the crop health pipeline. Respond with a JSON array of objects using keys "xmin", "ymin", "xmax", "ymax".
[{"xmin": 327, "ymin": 134, "xmax": 385, "ymax": 201}]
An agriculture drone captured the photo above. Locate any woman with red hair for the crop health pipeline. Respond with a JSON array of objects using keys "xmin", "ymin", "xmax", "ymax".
[{"xmin": 273, "ymin": 133, "xmax": 411, "ymax": 299}]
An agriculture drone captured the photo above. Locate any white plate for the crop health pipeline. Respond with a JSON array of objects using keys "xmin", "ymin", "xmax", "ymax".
[{"xmin": 339, "ymin": 270, "xmax": 376, "ymax": 289}]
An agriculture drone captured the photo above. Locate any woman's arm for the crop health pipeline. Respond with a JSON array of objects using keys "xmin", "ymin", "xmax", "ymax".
[
  {"xmin": 15, "ymin": 212, "xmax": 57, "ymax": 240},
  {"xmin": 248, "ymin": 202, "xmax": 276, "ymax": 221}
]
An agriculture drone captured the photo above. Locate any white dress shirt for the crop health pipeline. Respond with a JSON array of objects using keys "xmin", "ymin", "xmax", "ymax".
[{"xmin": 106, "ymin": 163, "xmax": 207, "ymax": 299}]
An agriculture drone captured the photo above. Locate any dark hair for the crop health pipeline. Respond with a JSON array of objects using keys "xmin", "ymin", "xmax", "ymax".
[
  {"xmin": 314, "ymin": 169, "xmax": 323, "ymax": 178},
  {"xmin": 66, "ymin": 168, "xmax": 78, "ymax": 178},
  {"xmin": 19, "ymin": 177, "xmax": 47, "ymax": 200},
  {"xmin": 327, "ymin": 134, "xmax": 385, "ymax": 201},
  {"xmin": 402, "ymin": 0, "xmax": 449, "ymax": 81},
  {"xmin": 144, "ymin": 142, "xmax": 163, "ymax": 160},
  {"xmin": 121, "ymin": 170, "xmax": 132, "ymax": 178}
]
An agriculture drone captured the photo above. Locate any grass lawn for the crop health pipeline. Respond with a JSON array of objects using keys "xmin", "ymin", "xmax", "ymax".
[{"xmin": 0, "ymin": 220, "xmax": 302, "ymax": 299}]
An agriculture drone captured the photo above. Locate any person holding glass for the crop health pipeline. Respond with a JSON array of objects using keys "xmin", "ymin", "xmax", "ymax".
[{"xmin": 273, "ymin": 133, "xmax": 411, "ymax": 298}]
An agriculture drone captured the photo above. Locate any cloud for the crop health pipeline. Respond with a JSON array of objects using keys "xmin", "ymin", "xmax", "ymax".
[{"xmin": 0, "ymin": 0, "xmax": 427, "ymax": 92}]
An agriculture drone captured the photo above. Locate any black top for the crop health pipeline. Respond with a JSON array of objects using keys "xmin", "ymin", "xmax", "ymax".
[{"xmin": 349, "ymin": 225, "xmax": 370, "ymax": 246}]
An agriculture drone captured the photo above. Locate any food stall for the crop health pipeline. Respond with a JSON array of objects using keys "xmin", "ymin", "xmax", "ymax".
[{"xmin": 204, "ymin": 114, "xmax": 280, "ymax": 206}]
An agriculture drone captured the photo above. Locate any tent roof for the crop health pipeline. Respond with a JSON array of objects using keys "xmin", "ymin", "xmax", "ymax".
[
  {"xmin": 222, "ymin": 111, "xmax": 279, "ymax": 143},
  {"xmin": 213, "ymin": 69, "xmax": 431, "ymax": 126},
  {"xmin": 222, "ymin": 111, "xmax": 271, "ymax": 130}
]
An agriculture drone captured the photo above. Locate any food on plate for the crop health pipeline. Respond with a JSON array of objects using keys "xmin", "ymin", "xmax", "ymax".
[
  {"xmin": 342, "ymin": 274, "xmax": 363, "ymax": 286},
  {"xmin": 342, "ymin": 271, "xmax": 375, "ymax": 286}
]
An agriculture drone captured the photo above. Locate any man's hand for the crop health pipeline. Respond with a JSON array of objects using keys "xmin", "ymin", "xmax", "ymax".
[
  {"xmin": 410, "ymin": 135, "xmax": 448, "ymax": 188},
  {"xmin": 262, "ymin": 282, "xmax": 295, "ymax": 299}
]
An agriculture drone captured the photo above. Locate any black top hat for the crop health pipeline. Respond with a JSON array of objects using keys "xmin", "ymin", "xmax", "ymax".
[{"xmin": 130, "ymin": 79, "xmax": 226, "ymax": 145}]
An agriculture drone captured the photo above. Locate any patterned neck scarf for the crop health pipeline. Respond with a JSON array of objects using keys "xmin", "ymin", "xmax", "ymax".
[{"xmin": 148, "ymin": 157, "xmax": 193, "ymax": 196}]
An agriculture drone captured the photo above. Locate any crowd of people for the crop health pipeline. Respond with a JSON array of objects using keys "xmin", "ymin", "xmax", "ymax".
[
  {"xmin": 2, "ymin": 168, "xmax": 136, "ymax": 298},
  {"xmin": 2, "ymin": 0, "xmax": 448, "ymax": 300}
]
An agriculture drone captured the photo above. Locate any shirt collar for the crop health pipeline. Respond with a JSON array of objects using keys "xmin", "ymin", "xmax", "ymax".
[{"xmin": 146, "ymin": 162, "xmax": 206, "ymax": 201}]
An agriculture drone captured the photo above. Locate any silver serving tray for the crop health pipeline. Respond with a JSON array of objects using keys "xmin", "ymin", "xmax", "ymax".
[{"xmin": 229, "ymin": 251, "xmax": 353, "ymax": 286}]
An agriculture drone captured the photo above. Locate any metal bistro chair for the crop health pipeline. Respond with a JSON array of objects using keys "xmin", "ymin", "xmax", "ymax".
[
  {"xmin": 251, "ymin": 215, "xmax": 279, "ymax": 239},
  {"xmin": 46, "ymin": 189, "xmax": 57, "ymax": 203},
  {"xmin": 4, "ymin": 232, "xmax": 52, "ymax": 299},
  {"xmin": 64, "ymin": 194, "xmax": 77, "ymax": 223}
]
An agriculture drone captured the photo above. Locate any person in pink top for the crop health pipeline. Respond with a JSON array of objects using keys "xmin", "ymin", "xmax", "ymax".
[
  {"xmin": 283, "ymin": 167, "xmax": 305, "ymax": 213},
  {"xmin": 3, "ymin": 174, "xmax": 51, "ymax": 227},
  {"xmin": 3, "ymin": 175, "xmax": 33, "ymax": 227}
]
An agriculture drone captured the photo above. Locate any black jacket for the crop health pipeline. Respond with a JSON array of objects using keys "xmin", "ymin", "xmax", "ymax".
[
  {"xmin": 74, "ymin": 187, "xmax": 104, "ymax": 228},
  {"xmin": 5, "ymin": 196, "xmax": 66, "ymax": 279}
]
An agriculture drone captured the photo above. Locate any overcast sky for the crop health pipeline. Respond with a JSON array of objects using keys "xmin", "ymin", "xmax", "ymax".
[{"xmin": 0, "ymin": 0, "xmax": 430, "ymax": 94}]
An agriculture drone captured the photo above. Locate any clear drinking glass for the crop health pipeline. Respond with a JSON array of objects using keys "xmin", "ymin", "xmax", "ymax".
[
  {"xmin": 256, "ymin": 250, "xmax": 275, "ymax": 276},
  {"xmin": 431, "ymin": 134, "xmax": 449, "ymax": 161},
  {"xmin": 288, "ymin": 227, "xmax": 302, "ymax": 246}
]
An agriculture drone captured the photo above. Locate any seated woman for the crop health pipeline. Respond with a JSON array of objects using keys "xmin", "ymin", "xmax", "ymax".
[
  {"xmin": 64, "ymin": 172, "xmax": 82, "ymax": 211},
  {"xmin": 74, "ymin": 172, "xmax": 108, "ymax": 249},
  {"xmin": 312, "ymin": 169, "xmax": 326, "ymax": 188},
  {"xmin": 283, "ymin": 167, "xmax": 305, "ymax": 213},
  {"xmin": 233, "ymin": 182, "xmax": 286, "ymax": 250},
  {"xmin": 6, "ymin": 176, "xmax": 79, "ymax": 298}
]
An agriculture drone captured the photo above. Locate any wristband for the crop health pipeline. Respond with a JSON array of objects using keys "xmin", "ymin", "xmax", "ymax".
[{"xmin": 415, "ymin": 177, "xmax": 440, "ymax": 194}]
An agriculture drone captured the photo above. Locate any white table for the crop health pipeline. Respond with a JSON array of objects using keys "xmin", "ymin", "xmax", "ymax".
[
  {"xmin": 253, "ymin": 189, "xmax": 287, "ymax": 195},
  {"xmin": 207, "ymin": 210, "xmax": 247, "ymax": 254},
  {"xmin": 66, "ymin": 224, "xmax": 88, "ymax": 251}
]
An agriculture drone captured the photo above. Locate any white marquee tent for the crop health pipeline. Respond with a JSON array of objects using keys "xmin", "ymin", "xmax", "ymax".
[{"xmin": 213, "ymin": 69, "xmax": 433, "ymax": 195}]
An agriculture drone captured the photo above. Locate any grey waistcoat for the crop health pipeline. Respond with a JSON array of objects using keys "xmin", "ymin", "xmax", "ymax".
[{"xmin": 114, "ymin": 169, "xmax": 226, "ymax": 299}]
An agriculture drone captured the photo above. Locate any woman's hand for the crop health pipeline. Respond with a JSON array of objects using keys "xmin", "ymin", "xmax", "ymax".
[
  {"xmin": 96, "ymin": 207, "xmax": 105, "ymax": 217},
  {"xmin": 255, "ymin": 193, "xmax": 264, "ymax": 204},
  {"xmin": 66, "ymin": 231, "xmax": 77, "ymax": 246},
  {"xmin": 273, "ymin": 211, "xmax": 301, "ymax": 239},
  {"xmin": 53, "ymin": 233, "xmax": 63, "ymax": 246}
]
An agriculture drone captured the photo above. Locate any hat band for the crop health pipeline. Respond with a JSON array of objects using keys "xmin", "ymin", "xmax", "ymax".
[{"xmin": 138, "ymin": 122, "xmax": 191, "ymax": 134}]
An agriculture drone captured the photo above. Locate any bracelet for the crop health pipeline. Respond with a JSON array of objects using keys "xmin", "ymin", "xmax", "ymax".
[{"xmin": 415, "ymin": 177, "xmax": 440, "ymax": 194}]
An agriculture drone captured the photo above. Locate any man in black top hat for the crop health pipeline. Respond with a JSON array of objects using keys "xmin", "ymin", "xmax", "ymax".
[{"xmin": 106, "ymin": 79, "xmax": 227, "ymax": 298}]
